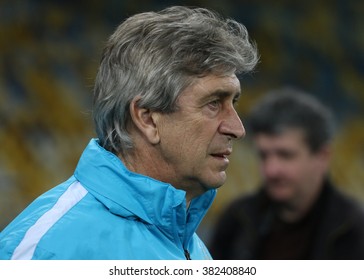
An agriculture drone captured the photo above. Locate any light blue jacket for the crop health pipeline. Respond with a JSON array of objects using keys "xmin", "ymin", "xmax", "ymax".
[{"xmin": 0, "ymin": 139, "xmax": 216, "ymax": 259}]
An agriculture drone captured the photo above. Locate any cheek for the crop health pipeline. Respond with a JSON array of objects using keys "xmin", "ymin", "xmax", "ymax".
[
  {"xmin": 179, "ymin": 128, "xmax": 211, "ymax": 158},
  {"xmin": 293, "ymin": 159, "xmax": 318, "ymax": 181},
  {"xmin": 180, "ymin": 118, "xmax": 215, "ymax": 143},
  {"xmin": 159, "ymin": 120, "xmax": 205, "ymax": 160},
  {"xmin": 159, "ymin": 112, "xmax": 219, "ymax": 158},
  {"xmin": 305, "ymin": 158, "xmax": 326, "ymax": 179}
]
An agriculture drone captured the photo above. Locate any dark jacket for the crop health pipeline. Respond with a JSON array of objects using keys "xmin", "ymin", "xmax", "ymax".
[{"xmin": 209, "ymin": 179, "xmax": 364, "ymax": 259}]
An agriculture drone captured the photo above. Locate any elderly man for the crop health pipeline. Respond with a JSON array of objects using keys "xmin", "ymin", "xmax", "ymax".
[{"xmin": 0, "ymin": 6, "xmax": 258, "ymax": 259}]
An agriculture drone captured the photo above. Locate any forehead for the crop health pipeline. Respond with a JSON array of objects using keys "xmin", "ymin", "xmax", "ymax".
[{"xmin": 254, "ymin": 128, "xmax": 308, "ymax": 150}]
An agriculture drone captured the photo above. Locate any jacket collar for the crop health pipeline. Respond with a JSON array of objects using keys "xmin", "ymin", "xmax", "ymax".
[{"xmin": 74, "ymin": 139, "xmax": 216, "ymax": 246}]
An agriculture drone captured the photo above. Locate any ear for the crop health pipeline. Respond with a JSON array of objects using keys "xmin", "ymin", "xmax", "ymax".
[
  {"xmin": 129, "ymin": 96, "xmax": 160, "ymax": 145},
  {"xmin": 316, "ymin": 144, "xmax": 332, "ymax": 171}
]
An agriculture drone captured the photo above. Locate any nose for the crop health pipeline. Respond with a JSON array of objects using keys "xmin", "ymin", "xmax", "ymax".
[
  {"xmin": 262, "ymin": 156, "xmax": 282, "ymax": 178},
  {"xmin": 219, "ymin": 107, "xmax": 246, "ymax": 139}
]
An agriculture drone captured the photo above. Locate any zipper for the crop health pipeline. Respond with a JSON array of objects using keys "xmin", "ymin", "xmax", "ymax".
[{"xmin": 184, "ymin": 249, "xmax": 191, "ymax": 260}]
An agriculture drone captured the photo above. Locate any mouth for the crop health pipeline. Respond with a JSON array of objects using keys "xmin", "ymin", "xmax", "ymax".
[{"xmin": 210, "ymin": 149, "xmax": 232, "ymax": 162}]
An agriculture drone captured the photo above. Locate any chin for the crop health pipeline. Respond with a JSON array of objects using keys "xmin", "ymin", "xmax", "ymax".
[
  {"xmin": 213, "ymin": 172, "xmax": 227, "ymax": 187},
  {"xmin": 195, "ymin": 170, "xmax": 226, "ymax": 191},
  {"xmin": 207, "ymin": 183, "xmax": 224, "ymax": 190},
  {"xmin": 203, "ymin": 177, "xmax": 226, "ymax": 190}
]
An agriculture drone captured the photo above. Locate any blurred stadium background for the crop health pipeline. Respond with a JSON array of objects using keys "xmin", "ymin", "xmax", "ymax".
[{"xmin": 1, "ymin": 0, "xmax": 363, "ymax": 243}]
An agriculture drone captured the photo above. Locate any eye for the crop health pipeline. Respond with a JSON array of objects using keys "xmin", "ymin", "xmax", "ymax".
[
  {"xmin": 208, "ymin": 99, "xmax": 220, "ymax": 110},
  {"xmin": 233, "ymin": 95, "xmax": 240, "ymax": 107},
  {"xmin": 278, "ymin": 150, "xmax": 296, "ymax": 160},
  {"xmin": 258, "ymin": 151, "xmax": 267, "ymax": 161}
]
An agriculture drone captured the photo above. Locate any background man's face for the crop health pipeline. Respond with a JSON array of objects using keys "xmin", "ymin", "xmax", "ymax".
[{"xmin": 254, "ymin": 129, "xmax": 328, "ymax": 205}]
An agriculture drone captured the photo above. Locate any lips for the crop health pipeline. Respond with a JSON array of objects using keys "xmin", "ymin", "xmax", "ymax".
[{"xmin": 210, "ymin": 149, "xmax": 232, "ymax": 159}]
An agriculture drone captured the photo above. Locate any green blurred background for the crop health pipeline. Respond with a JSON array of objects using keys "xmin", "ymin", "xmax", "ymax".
[{"xmin": 1, "ymin": 0, "xmax": 363, "ymax": 243}]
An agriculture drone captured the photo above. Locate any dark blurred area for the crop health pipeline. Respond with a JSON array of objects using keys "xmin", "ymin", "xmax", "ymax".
[{"xmin": 0, "ymin": 0, "xmax": 363, "ymax": 241}]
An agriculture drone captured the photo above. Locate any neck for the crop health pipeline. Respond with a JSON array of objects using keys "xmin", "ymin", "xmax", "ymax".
[
  {"xmin": 119, "ymin": 148, "xmax": 158, "ymax": 178},
  {"xmin": 119, "ymin": 146, "xmax": 201, "ymax": 207},
  {"xmin": 278, "ymin": 205, "xmax": 307, "ymax": 222},
  {"xmin": 278, "ymin": 183, "xmax": 324, "ymax": 223}
]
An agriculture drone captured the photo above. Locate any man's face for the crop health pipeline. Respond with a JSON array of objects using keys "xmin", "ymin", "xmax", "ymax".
[
  {"xmin": 254, "ymin": 129, "xmax": 328, "ymax": 205},
  {"xmin": 155, "ymin": 74, "xmax": 245, "ymax": 197}
]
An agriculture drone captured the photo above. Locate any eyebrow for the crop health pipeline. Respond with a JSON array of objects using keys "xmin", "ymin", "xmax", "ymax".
[{"xmin": 200, "ymin": 89, "xmax": 241, "ymax": 103}]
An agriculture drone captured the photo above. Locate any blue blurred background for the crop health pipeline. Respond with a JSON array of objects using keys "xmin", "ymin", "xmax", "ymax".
[{"xmin": 1, "ymin": 0, "xmax": 363, "ymax": 243}]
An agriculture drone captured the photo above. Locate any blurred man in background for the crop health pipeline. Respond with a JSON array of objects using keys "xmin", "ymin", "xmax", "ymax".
[
  {"xmin": 209, "ymin": 88, "xmax": 364, "ymax": 259},
  {"xmin": 0, "ymin": 6, "xmax": 258, "ymax": 260}
]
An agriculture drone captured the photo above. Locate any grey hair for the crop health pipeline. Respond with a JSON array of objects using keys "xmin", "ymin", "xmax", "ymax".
[{"xmin": 93, "ymin": 6, "xmax": 259, "ymax": 155}]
